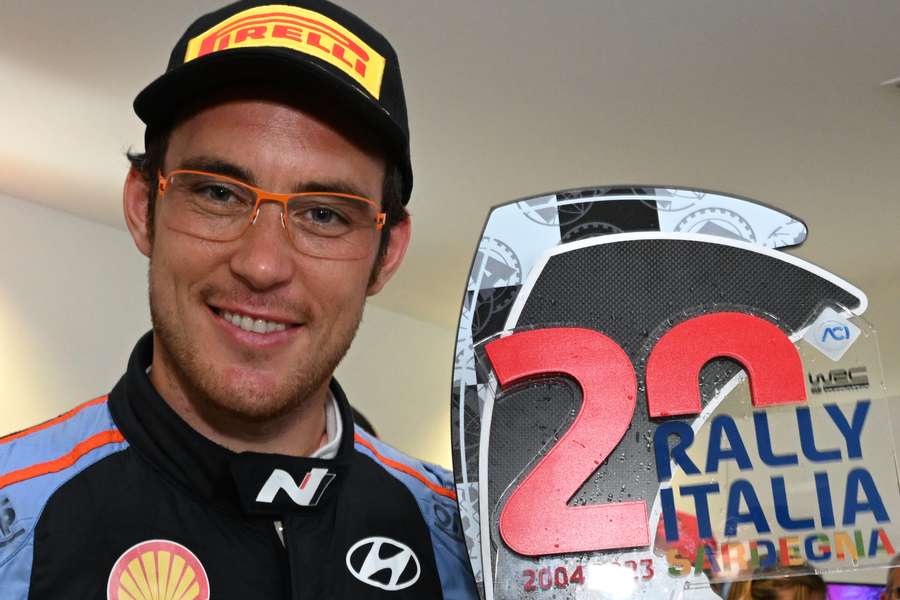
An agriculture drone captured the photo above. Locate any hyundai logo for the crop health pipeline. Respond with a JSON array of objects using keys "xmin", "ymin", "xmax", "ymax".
[{"xmin": 345, "ymin": 536, "xmax": 420, "ymax": 591}]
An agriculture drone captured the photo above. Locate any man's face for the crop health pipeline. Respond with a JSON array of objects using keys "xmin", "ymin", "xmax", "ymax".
[{"xmin": 129, "ymin": 97, "xmax": 403, "ymax": 423}]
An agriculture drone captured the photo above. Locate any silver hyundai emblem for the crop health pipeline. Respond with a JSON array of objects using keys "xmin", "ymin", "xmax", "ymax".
[{"xmin": 345, "ymin": 536, "xmax": 421, "ymax": 591}]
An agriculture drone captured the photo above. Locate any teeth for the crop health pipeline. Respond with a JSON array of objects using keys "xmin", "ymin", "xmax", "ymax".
[{"xmin": 221, "ymin": 310, "xmax": 288, "ymax": 334}]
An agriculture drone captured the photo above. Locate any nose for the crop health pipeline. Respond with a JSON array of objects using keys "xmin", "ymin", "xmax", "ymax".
[{"xmin": 229, "ymin": 202, "xmax": 296, "ymax": 291}]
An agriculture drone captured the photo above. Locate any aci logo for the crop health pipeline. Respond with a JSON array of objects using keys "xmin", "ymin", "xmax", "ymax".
[
  {"xmin": 107, "ymin": 540, "xmax": 209, "ymax": 600},
  {"xmin": 256, "ymin": 468, "xmax": 335, "ymax": 507},
  {"xmin": 803, "ymin": 307, "xmax": 861, "ymax": 361},
  {"xmin": 345, "ymin": 537, "xmax": 420, "ymax": 591}
]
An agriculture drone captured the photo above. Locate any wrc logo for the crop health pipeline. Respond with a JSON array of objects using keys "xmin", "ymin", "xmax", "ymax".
[{"xmin": 256, "ymin": 467, "xmax": 336, "ymax": 507}]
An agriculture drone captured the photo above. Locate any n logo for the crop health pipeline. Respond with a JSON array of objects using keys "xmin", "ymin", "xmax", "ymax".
[
  {"xmin": 345, "ymin": 537, "xmax": 421, "ymax": 591},
  {"xmin": 255, "ymin": 468, "xmax": 335, "ymax": 506}
]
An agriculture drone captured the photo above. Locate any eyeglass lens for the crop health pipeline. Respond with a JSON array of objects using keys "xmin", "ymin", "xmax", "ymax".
[{"xmin": 163, "ymin": 172, "xmax": 381, "ymax": 259}]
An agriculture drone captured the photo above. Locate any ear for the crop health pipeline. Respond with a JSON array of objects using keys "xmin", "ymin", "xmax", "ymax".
[
  {"xmin": 367, "ymin": 216, "xmax": 411, "ymax": 295},
  {"xmin": 123, "ymin": 167, "xmax": 153, "ymax": 257}
]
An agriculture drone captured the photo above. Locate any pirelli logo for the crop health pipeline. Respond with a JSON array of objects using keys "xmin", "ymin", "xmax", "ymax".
[{"xmin": 184, "ymin": 4, "xmax": 386, "ymax": 98}]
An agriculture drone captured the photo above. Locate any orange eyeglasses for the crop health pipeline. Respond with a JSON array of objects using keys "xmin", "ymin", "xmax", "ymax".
[{"xmin": 157, "ymin": 170, "xmax": 387, "ymax": 260}]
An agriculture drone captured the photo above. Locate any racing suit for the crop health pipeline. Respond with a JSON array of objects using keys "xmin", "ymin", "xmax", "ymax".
[{"xmin": 0, "ymin": 333, "xmax": 477, "ymax": 599}]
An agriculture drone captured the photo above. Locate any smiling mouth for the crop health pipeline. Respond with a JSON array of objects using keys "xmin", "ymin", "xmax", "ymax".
[{"xmin": 212, "ymin": 307, "xmax": 296, "ymax": 334}]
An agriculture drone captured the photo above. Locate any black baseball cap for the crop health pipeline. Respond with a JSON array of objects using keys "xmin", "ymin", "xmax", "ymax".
[{"xmin": 134, "ymin": 0, "xmax": 413, "ymax": 203}]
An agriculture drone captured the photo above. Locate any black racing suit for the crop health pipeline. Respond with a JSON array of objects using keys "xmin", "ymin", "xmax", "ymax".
[{"xmin": 0, "ymin": 334, "xmax": 477, "ymax": 599}]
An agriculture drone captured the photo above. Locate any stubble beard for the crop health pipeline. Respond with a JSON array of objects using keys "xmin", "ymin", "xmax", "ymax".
[{"xmin": 147, "ymin": 266, "xmax": 364, "ymax": 425}]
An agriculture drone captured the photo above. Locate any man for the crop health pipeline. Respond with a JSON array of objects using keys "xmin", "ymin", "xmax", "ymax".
[
  {"xmin": 0, "ymin": 1, "xmax": 477, "ymax": 598},
  {"xmin": 882, "ymin": 554, "xmax": 900, "ymax": 600}
]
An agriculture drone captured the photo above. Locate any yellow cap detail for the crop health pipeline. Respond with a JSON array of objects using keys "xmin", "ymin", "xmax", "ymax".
[{"xmin": 184, "ymin": 4, "xmax": 386, "ymax": 98}]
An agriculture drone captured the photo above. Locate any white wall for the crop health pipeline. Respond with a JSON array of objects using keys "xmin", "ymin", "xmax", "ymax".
[
  {"xmin": 0, "ymin": 194, "xmax": 150, "ymax": 431},
  {"xmin": 337, "ymin": 304, "xmax": 456, "ymax": 467},
  {"xmin": 0, "ymin": 193, "xmax": 457, "ymax": 466}
]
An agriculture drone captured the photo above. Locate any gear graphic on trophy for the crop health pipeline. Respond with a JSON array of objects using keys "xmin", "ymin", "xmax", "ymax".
[
  {"xmin": 468, "ymin": 237, "xmax": 522, "ymax": 292},
  {"xmin": 467, "ymin": 238, "xmax": 523, "ymax": 339},
  {"xmin": 515, "ymin": 195, "xmax": 565, "ymax": 227},
  {"xmin": 765, "ymin": 218, "xmax": 807, "ymax": 248},
  {"xmin": 642, "ymin": 188, "xmax": 704, "ymax": 212},
  {"xmin": 560, "ymin": 220, "xmax": 624, "ymax": 243},
  {"xmin": 674, "ymin": 207, "xmax": 756, "ymax": 243},
  {"xmin": 453, "ymin": 344, "xmax": 476, "ymax": 390}
]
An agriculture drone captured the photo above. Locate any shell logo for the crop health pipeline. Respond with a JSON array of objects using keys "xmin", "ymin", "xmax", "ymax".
[{"xmin": 107, "ymin": 540, "xmax": 210, "ymax": 600}]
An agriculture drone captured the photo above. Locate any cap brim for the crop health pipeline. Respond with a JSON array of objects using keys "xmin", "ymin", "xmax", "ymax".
[{"xmin": 134, "ymin": 48, "xmax": 412, "ymax": 202}]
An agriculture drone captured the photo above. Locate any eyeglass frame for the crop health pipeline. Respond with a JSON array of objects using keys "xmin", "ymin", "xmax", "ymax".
[{"xmin": 156, "ymin": 168, "xmax": 387, "ymax": 249}]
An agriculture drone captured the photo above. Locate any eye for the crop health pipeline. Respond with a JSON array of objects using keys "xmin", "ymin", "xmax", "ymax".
[
  {"xmin": 287, "ymin": 195, "xmax": 368, "ymax": 237},
  {"xmin": 308, "ymin": 206, "xmax": 346, "ymax": 225},
  {"xmin": 197, "ymin": 184, "xmax": 238, "ymax": 203}
]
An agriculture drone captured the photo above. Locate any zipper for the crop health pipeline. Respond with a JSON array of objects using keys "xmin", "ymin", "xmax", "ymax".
[{"xmin": 274, "ymin": 520, "xmax": 285, "ymax": 546}]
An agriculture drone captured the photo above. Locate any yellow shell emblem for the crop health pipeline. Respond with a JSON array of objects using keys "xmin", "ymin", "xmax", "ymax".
[{"xmin": 107, "ymin": 540, "xmax": 210, "ymax": 600}]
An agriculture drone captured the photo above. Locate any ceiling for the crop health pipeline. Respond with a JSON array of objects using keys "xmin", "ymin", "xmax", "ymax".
[{"xmin": 1, "ymin": 0, "xmax": 898, "ymax": 330}]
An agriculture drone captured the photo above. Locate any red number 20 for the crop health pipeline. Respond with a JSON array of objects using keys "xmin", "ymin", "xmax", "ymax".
[{"xmin": 485, "ymin": 312, "xmax": 806, "ymax": 556}]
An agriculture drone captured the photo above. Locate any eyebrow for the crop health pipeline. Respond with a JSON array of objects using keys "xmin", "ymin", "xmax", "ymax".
[
  {"xmin": 176, "ymin": 157, "xmax": 255, "ymax": 183},
  {"xmin": 174, "ymin": 156, "xmax": 374, "ymax": 199},
  {"xmin": 294, "ymin": 180, "xmax": 372, "ymax": 199}
]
